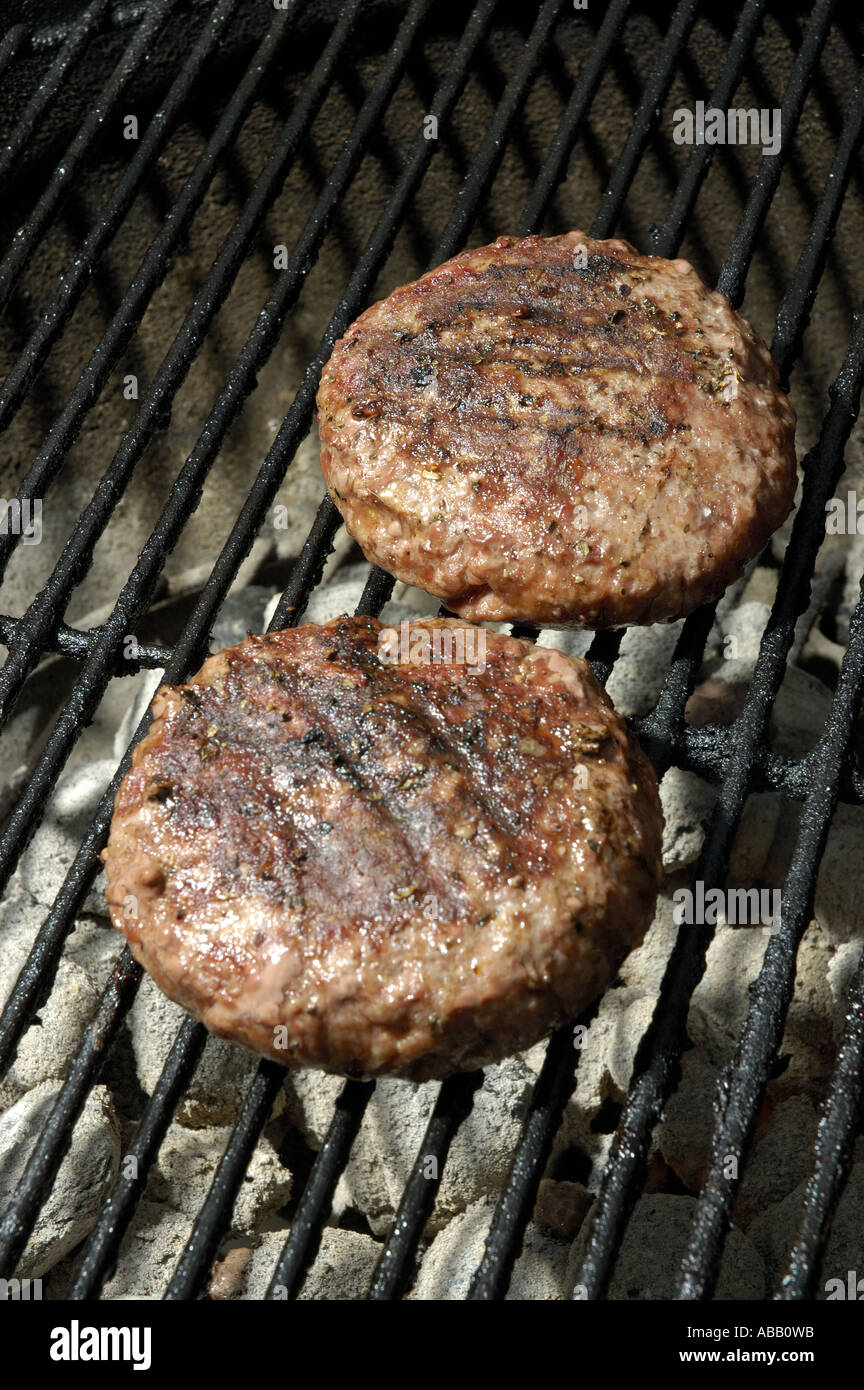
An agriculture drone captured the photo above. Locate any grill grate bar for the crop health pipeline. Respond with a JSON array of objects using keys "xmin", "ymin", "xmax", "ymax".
[
  {"xmin": 68, "ymin": 1016, "xmax": 208, "ymax": 1300},
  {"xmin": 0, "ymin": 0, "xmax": 300, "ymax": 590},
  {"xmin": 367, "ymin": 1072, "xmax": 484, "ymax": 1301},
  {"xmin": 263, "ymin": 1081, "xmax": 373, "ymax": 1301},
  {"xmin": 0, "ymin": 0, "xmax": 426, "ymax": 884},
  {"xmin": 0, "ymin": 0, "xmax": 179, "ymax": 314},
  {"xmin": 716, "ymin": 0, "xmax": 836, "ymax": 308},
  {"xmin": 0, "ymin": 0, "xmax": 240, "ymax": 443},
  {"xmin": 467, "ymin": 1020, "xmax": 592, "ymax": 1300},
  {"xmin": 771, "ymin": 72, "xmax": 864, "ymax": 389},
  {"xmin": 7, "ymin": 591, "xmax": 848, "ymax": 811},
  {"xmin": 325, "ymin": 0, "xmax": 792, "ymax": 1302},
  {"xmin": 779, "ymin": 926, "xmax": 864, "ymax": 1298},
  {"xmin": 0, "ymin": 24, "xmax": 27, "ymax": 85},
  {"xmin": 0, "ymin": 613, "xmax": 170, "ymax": 670},
  {"xmin": 9, "ymin": 0, "xmax": 503, "ymax": 1297},
  {"xmin": 573, "ymin": 325, "xmax": 864, "ymax": 1299},
  {"xmin": 570, "ymin": 2, "xmax": 854, "ymax": 1298},
  {"xmin": 657, "ymin": 0, "xmax": 767, "ymax": 257},
  {"xmin": 0, "ymin": 0, "xmax": 493, "ymax": 1081},
  {"xmin": 0, "ymin": 946, "xmax": 142, "ymax": 1275},
  {"xmin": 164, "ymin": 1060, "xmax": 287, "ymax": 1301},
  {"xmin": 0, "ymin": 1, "xmax": 857, "ymax": 1304},
  {"xmin": 589, "ymin": 0, "xmax": 700, "ymax": 241},
  {"xmin": 674, "ymin": 313, "xmax": 864, "ymax": 1298},
  {"xmin": 222, "ymin": 0, "xmax": 582, "ymax": 1300},
  {"xmin": 464, "ymin": 0, "xmax": 778, "ymax": 1298},
  {"xmin": 638, "ymin": 719, "xmax": 864, "ymax": 807},
  {"xmin": 0, "ymin": 0, "xmax": 112, "ymax": 189},
  {"xmin": 514, "ymin": 0, "xmax": 631, "ymax": 239},
  {"xmin": 0, "ymin": 0, "xmax": 446, "ymax": 1281}
]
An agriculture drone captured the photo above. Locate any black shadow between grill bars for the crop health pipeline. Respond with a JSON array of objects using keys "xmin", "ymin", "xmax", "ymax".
[
  {"xmin": 0, "ymin": 0, "xmax": 363, "ymax": 730},
  {"xmin": 0, "ymin": 0, "xmax": 112, "ymax": 189},
  {"xmin": 0, "ymin": 0, "xmax": 178, "ymax": 314},
  {"xmin": 0, "ymin": 0, "xmax": 243, "ymax": 443}
]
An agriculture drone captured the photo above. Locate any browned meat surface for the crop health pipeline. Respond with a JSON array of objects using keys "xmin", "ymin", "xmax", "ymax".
[
  {"xmin": 103, "ymin": 616, "xmax": 662, "ymax": 1080},
  {"xmin": 317, "ymin": 232, "xmax": 797, "ymax": 627}
]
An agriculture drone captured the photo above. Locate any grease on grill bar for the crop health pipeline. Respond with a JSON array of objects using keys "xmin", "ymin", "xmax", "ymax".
[{"xmin": 0, "ymin": 0, "xmax": 862, "ymax": 1304}]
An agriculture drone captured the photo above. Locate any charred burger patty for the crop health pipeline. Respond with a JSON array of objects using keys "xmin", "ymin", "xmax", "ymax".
[
  {"xmin": 103, "ymin": 616, "xmax": 662, "ymax": 1080},
  {"xmin": 317, "ymin": 232, "xmax": 797, "ymax": 627}
]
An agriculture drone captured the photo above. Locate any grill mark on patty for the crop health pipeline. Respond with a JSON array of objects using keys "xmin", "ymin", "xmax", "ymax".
[
  {"xmin": 159, "ymin": 624, "xmax": 559, "ymax": 923},
  {"xmin": 347, "ymin": 265, "xmax": 696, "ymax": 451},
  {"xmin": 295, "ymin": 620, "xmax": 535, "ymax": 844},
  {"xmin": 269, "ymin": 671, "xmax": 494, "ymax": 928},
  {"xmin": 154, "ymin": 685, "xmax": 440, "ymax": 932},
  {"xmin": 361, "ymin": 402, "xmax": 682, "ymax": 446}
]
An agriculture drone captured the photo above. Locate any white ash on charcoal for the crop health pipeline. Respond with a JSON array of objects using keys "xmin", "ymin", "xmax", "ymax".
[
  {"xmin": 732, "ymin": 1096, "xmax": 820, "ymax": 1230},
  {"xmin": 686, "ymin": 598, "xmax": 837, "ymax": 757},
  {"xmin": 146, "ymin": 1121, "xmax": 292, "ymax": 1229},
  {"xmin": 282, "ymin": 1042, "xmax": 549, "ymax": 1238},
  {"xmin": 657, "ymin": 1048, "xmax": 721, "ymax": 1192},
  {"xmin": 827, "ymin": 942, "xmax": 863, "ymax": 1039},
  {"xmin": 408, "ymin": 1195, "xmax": 570, "ymax": 1301},
  {"xmin": 41, "ymin": 1122, "xmax": 294, "ymax": 1299},
  {"xmin": 128, "ymin": 973, "xmax": 278, "ymax": 1131},
  {"xmin": 659, "ymin": 768, "xmax": 716, "ymax": 875},
  {"xmin": 43, "ymin": 1115, "xmax": 295, "ymax": 1298},
  {"xmin": 91, "ymin": 1200, "xmax": 195, "ymax": 1301},
  {"xmin": 0, "ymin": 947, "xmax": 99, "ymax": 1106},
  {"xmin": 536, "ymin": 620, "xmax": 683, "ymax": 720},
  {"xmin": 240, "ymin": 1225, "xmax": 379, "ymax": 1301},
  {"xmin": 687, "ymin": 919, "xmax": 837, "ymax": 1093},
  {"xmin": 567, "ymin": 1193, "xmax": 765, "ymax": 1300},
  {"xmin": 617, "ymin": 889, "xmax": 681, "ymax": 994},
  {"xmin": 18, "ymin": 758, "xmax": 116, "ymax": 919},
  {"xmin": 0, "ymin": 1080, "xmax": 119, "ymax": 1278},
  {"xmin": 748, "ymin": 1159, "xmax": 864, "ymax": 1297},
  {"xmin": 687, "ymin": 925, "xmax": 772, "ymax": 1069}
]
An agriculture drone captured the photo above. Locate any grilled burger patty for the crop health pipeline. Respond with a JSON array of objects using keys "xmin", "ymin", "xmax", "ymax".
[
  {"xmin": 318, "ymin": 232, "xmax": 797, "ymax": 627},
  {"xmin": 103, "ymin": 616, "xmax": 662, "ymax": 1080}
]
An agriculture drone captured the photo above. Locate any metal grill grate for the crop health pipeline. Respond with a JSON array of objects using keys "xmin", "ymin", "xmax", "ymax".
[{"xmin": 0, "ymin": 0, "xmax": 862, "ymax": 1303}]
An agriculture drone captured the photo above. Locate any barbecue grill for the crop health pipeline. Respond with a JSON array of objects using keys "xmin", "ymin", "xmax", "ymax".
[{"xmin": 0, "ymin": 0, "xmax": 863, "ymax": 1304}]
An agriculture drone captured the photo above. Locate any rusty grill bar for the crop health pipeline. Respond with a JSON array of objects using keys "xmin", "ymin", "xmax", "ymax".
[{"xmin": 0, "ymin": 0, "xmax": 862, "ymax": 1303}]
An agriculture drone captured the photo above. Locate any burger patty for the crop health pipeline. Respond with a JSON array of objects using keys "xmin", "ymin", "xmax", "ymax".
[
  {"xmin": 103, "ymin": 616, "xmax": 662, "ymax": 1081},
  {"xmin": 317, "ymin": 232, "xmax": 797, "ymax": 627}
]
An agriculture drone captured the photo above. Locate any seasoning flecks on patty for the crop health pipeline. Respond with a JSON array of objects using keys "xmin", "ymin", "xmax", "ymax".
[
  {"xmin": 103, "ymin": 616, "xmax": 662, "ymax": 1081},
  {"xmin": 317, "ymin": 232, "xmax": 797, "ymax": 627}
]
